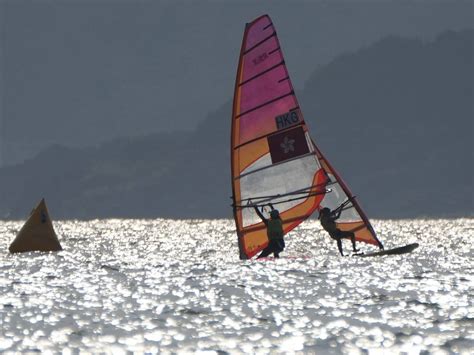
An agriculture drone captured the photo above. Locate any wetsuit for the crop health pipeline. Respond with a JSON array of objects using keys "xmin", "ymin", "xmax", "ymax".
[
  {"xmin": 320, "ymin": 208, "xmax": 357, "ymax": 256},
  {"xmin": 254, "ymin": 206, "xmax": 285, "ymax": 258}
]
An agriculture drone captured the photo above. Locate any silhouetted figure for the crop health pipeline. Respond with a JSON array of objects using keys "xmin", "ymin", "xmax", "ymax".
[
  {"xmin": 254, "ymin": 203, "xmax": 285, "ymax": 259},
  {"xmin": 319, "ymin": 206, "xmax": 359, "ymax": 256}
]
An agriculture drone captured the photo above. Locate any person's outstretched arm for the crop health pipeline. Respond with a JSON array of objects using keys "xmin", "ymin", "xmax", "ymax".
[
  {"xmin": 333, "ymin": 201, "xmax": 347, "ymax": 219},
  {"xmin": 334, "ymin": 198, "xmax": 354, "ymax": 219},
  {"xmin": 254, "ymin": 205, "xmax": 268, "ymax": 226},
  {"xmin": 268, "ymin": 203, "xmax": 283, "ymax": 221}
]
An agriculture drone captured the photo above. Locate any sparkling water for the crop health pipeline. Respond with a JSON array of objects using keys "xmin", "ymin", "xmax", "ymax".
[{"xmin": 0, "ymin": 218, "xmax": 473, "ymax": 353}]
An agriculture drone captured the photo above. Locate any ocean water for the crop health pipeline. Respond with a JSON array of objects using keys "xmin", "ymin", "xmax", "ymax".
[{"xmin": 0, "ymin": 218, "xmax": 472, "ymax": 354}]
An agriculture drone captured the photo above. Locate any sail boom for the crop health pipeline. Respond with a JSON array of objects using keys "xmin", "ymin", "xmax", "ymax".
[
  {"xmin": 234, "ymin": 190, "xmax": 328, "ymax": 209},
  {"xmin": 236, "ymin": 181, "xmax": 331, "ymax": 205},
  {"xmin": 241, "ymin": 213, "xmax": 318, "ymax": 234}
]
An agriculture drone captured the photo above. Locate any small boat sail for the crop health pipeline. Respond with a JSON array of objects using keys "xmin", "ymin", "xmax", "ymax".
[
  {"xmin": 230, "ymin": 15, "xmax": 386, "ymax": 259},
  {"xmin": 9, "ymin": 198, "xmax": 62, "ymax": 253}
]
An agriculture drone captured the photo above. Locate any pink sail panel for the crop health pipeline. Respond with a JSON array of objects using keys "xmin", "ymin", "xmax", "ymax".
[
  {"xmin": 241, "ymin": 36, "xmax": 281, "ymax": 83},
  {"xmin": 239, "ymin": 64, "xmax": 292, "ymax": 114},
  {"xmin": 243, "ymin": 16, "xmax": 275, "ymax": 51},
  {"xmin": 238, "ymin": 96, "xmax": 298, "ymax": 146}
]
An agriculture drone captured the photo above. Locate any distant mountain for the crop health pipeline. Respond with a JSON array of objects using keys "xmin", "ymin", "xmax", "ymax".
[
  {"xmin": 300, "ymin": 30, "xmax": 473, "ymax": 218},
  {"xmin": 0, "ymin": 29, "xmax": 472, "ymax": 220}
]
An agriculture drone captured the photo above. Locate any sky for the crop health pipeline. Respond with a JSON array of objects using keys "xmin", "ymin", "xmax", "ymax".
[{"xmin": 0, "ymin": 0, "xmax": 473, "ymax": 165}]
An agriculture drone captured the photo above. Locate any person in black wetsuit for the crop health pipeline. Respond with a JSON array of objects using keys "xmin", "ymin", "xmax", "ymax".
[
  {"xmin": 254, "ymin": 203, "xmax": 285, "ymax": 259},
  {"xmin": 319, "ymin": 205, "xmax": 359, "ymax": 256}
]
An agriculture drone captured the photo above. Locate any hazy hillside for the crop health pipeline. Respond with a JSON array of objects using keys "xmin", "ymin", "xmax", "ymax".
[
  {"xmin": 300, "ymin": 30, "xmax": 473, "ymax": 217},
  {"xmin": 0, "ymin": 30, "xmax": 472, "ymax": 219}
]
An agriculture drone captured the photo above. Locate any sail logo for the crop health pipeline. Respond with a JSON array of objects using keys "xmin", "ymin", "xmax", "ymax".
[
  {"xmin": 280, "ymin": 136, "xmax": 295, "ymax": 154},
  {"xmin": 275, "ymin": 110, "xmax": 300, "ymax": 130},
  {"xmin": 268, "ymin": 126, "xmax": 309, "ymax": 164}
]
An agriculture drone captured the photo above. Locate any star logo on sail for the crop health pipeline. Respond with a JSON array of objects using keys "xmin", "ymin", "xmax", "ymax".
[
  {"xmin": 280, "ymin": 136, "xmax": 295, "ymax": 154},
  {"xmin": 267, "ymin": 126, "xmax": 310, "ymax": 164}
]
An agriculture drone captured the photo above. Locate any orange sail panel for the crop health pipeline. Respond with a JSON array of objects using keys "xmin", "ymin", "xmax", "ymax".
[
  {"xmin": 231, "ymin": 15, "xmax": 384, "ymax": 259},
  {"xmin": 231, "ymin": 15, "xmax": 327, "ymax": 259}
]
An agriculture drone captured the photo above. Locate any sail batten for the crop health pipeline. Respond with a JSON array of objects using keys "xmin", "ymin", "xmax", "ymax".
[
  {"xmin": 243, "ymin": 32, "xmax": 276, "ymax": 54},
  {"xmin": 235, "ymin": 119, "xmax": 302, "ymax": 150},
  {"xmin": 239, "ymin": 61, "xmax": 285, "ymax": 86},
  {"xmin": 236, "ymin": 91, "xmax": 294, "ymax": 118}
]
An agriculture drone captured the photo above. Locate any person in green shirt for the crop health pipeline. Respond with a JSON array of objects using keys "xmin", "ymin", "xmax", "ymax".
[
  {"xmin": 254, "ymin": 203, "xmax": 285, "ymax": 259},
  {"xmin": 319, "ymin": 205, "xmax": 359, "ymax": 256}
]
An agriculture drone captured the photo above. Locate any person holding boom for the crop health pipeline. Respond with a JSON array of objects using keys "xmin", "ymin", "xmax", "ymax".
[
  {"xmin": 319, "ymin": 200, "xmax": 360, "ymax": 256},
  {"xmin": 252, "ymin": 203, "xmax": 285, "ymax": 259}
]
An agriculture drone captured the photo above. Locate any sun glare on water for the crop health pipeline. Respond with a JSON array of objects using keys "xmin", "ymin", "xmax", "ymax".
[{"xmin": 0, "ymin": 218, "xmax": 473, "ymax": 353}]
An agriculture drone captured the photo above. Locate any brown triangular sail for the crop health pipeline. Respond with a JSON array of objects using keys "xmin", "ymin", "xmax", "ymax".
[{"xmin": 9, "ymin": 198, "xmax": 62, "ymax": 253}]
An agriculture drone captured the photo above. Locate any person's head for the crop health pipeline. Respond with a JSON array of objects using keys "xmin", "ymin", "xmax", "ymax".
[
  {"xmin": 319, "ymin": 207, "xmax": 330, "ymax": 218},
  {"xmin": 270, "ymin": 209, "xmax": 280, "ymax": 219}
]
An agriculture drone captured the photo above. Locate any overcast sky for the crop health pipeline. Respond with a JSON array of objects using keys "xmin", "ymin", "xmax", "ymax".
[{"xmin": 0, "ymin": 0, "xmax": 473, "ymax": 164}]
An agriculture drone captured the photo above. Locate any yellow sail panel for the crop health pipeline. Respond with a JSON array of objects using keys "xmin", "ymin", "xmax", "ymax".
[{"xmin": 9, "ymin": 198, "xmax": 62, "ymax": 253}]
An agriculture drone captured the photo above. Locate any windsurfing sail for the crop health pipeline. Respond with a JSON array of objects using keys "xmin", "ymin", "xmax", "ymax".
[
  {"xmin": 230, "ymin": 15, "xmax": 383, "ymax": 259},
  {"xmin": 314, "ymin": 143, "xmax": 383, "ymax": 249},
  {"xmin": 9, "ymin": 198, "xmax": 62, "ymax": 253}
]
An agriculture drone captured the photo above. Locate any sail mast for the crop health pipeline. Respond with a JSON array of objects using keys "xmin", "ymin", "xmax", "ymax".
[{"xmin": 231, "ymin": 21, "xmax": 251, "ymax": 260}]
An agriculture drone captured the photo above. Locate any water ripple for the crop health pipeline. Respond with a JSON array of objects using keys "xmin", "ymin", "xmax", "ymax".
[{"xmin": 0, "ymin": 218, "xmax": 473, "ymax": 353}]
